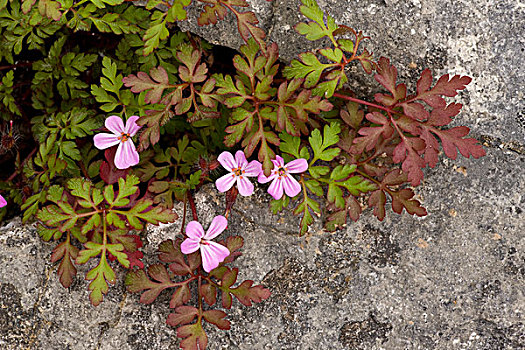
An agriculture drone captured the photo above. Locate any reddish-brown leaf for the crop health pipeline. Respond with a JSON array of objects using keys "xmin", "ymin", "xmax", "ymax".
[
  {"xmin": 374, "ymin": 57, "xmax": 406, "ymax": 106},
  {"xmin": 122, "ymin": 67, "xmax": 171, "ymax": 104},
  {"xmin": 393, "ymin": 137, "xmax": 426, "ymax": 186},
  {"xmin": 167, "ymin": 306, "xmax": 199, "ymax": 327},
  {"xmin": 51, "ymin": 240, "xmax": 79, "ymax": 288},
  {"xmin": 391, "ymin": 188, "xmax": 427, "ymax": 217},
  {"xmin": 351, "ymin": 112, "xmax": 394, "ymax": 154},
  {"xmin": 203, "ymin": 310, "xmax": 231, "ymax": 330},
  {"xmin": 125, "ymin": 264, "xmax": 175, "ymax": 304},
  {"xmin": 201, "ymin": 283, "xmax": 217, "ymax": 306},
  {"xmin": 176, "ymin": 321, "xmax": 207, "ymax": 350},
  {"xmin": 368, "ymin": 189, "xmax": 386, "ymax": 221},
  {"xmin": 415, "ymin": 69, "xmax": 472, "ymax": 108},
  {"xmin": 170, "ymin": 284, "xmax": 191, "ymax": 308}
]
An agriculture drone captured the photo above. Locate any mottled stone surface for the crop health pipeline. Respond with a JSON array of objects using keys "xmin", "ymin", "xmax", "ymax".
[{"xmin": 1, "ymin": 0, "xmax": 524, "ymax": 349}]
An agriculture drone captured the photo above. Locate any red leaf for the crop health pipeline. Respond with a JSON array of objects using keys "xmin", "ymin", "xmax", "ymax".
[
  {"xmin": 51, "ymin": 240, "xmax": 78, "ymax": 288},
  {"xmin": 126, "ymin": 250, "xmax": 144, "ymax": 269},
  {"xmin": 100, "ymin": 148, "xmax": 130, "ymax": 185},
  {"xmin": 351, "ymin": 112, "xmax": 393, "ymax": 154},
  {"xmin": 415, "ymin": 69, "xmax": 472, "ymax": 108},
  {"xmin": 369, "ymin": 189, "xmax": 386, "ymax": 221},
  {"xmin": 201, "ymin": 283, "xmax": 217, "ymax": 305},
  {"xmin": 203, "ymin": 310, "xmax": 231, "ymax": 330},
  {"xmin": 122, "ymin": 67, "xmax": 171, "ymax": 104},
  {"xmin": 427, "ymin": 103, "xmax": 463, "ymax": 126},
  {"xmin": 374, "ymin": 57, "xmax": 406, "ymax": 106},
  {"xmin": 170, "ymin": 284, "xmax": 191, "ymax": 308},
  {"xmin": 167, "ymin": 306, "xmax": 198, "ymax": 327},
  {"xmin": 347, "ymin": 196, "xmax": 362, "ymax": 222},
  {"xmin": 229, "ymin": 280, "xmax": 271, "ymax": 307},
  {"xmin": 428, "ymin": 126, "xmax": 486, "ymax": 160},
  {"xmin": 393, "ymin": 137, "xmax": 426, "ymax": 186},
  {"xmin": 382, "ymin": 169, "xmax": 408, "ymax": 186},
  {"xmin": 391, "ymin": 188, "xmax": 427, "ymax": 217},
  {"xmin": 401, "ymin": 102, "xmax": 429, "ymax": 121}
]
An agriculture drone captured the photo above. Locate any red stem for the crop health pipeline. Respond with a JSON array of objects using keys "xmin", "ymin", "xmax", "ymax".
[
  {"xmin": 187, "ymin": 191, "xmax": 198, "ymax": 221},
  {"xmin": 0, "ymin": 62, "xmax": 33, "ymax": 71},
  {"xmin": 7, "ymin": 146, "xmax": 37, "ymax": 182},
  {"xmin": 333, "ymin": 92, "xmax": 399, "ymax": 115}
]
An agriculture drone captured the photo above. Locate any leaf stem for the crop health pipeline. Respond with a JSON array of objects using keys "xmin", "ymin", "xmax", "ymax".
[
  {"xmin": 187, "ymin": 191, "xmax": 198, "ymax": 221},
  {"xmin": 333, "ymin": 92, "xmax": 398, "ymax": 115},
  {"xmin": 7, "ymin": 146, "xmax": 37, "ymax": 181},
  {"xmin": 180, "ymin": 194, "xmax": 187, "ymax": 235}
]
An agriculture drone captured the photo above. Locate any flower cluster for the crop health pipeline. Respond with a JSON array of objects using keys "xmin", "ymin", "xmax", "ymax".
[
  {"xmin": 0, "ymin": 195, "xmax": 6, "ymax": 208},
  {"xmin": 215, "ymin": 151, "xmax": 308, "ymax": 199},
  {"xmin": 94, "ymin": 117, "xmax": 308, "ymax": 274}
]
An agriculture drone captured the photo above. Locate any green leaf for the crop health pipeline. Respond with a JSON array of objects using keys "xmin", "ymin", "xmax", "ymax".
[
  {"xmin": 142, "ymin": 13, "xmax": 168, "ymax": 56},
  {"xmin": 111, "ymin": 175, "xmax": 140, "ymax": 207},
  {"xmin": 279, "ymin": 132, "xmax": 302, "ymax": 159},
  {"xmin": 85, "ymin": 255, "xmax": 115, "ymax": 306},
  {"xmin": 124, "ymin": 198, "xmax": 177, "ymax": 229},
  {"xmin": 309, "ymin": 122, "xmax": 341, "ymax": 164},
  {"xmin": 293, "ymin": 191, "xmax": 320, "ymax": 235},
  {"xmin": 283, "ymin": 52, "xmax": 334, "ymax": 88},
  {"xmin": 270, "ymin": 196, "xmax": 289, "ymax": 214},
  {"xmin": 295, "ymin": 0, "xmax": 338, "ymax": 42}
]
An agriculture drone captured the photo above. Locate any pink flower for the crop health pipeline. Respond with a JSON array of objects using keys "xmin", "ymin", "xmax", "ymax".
[
  {"xmin": 215, "ymin": 151, "xmax": 262, "ymax": 196},
  {"xmin": 0, "ymin": 195, "xmax": 6, "ymax": 208},
  {"xmin": 258, "ymin": 156, "xmax": 308, "ymax": 200},
  {"xmin": 180, "ymin": 215, "xmax": 230, "ymax": 273},
  {"xmin": 93, "ymin": 115, "xmax": 141, "ymax": 169}
]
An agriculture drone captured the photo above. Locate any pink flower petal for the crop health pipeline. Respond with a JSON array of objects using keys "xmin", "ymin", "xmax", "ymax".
[
  {"xmin": 114, "ymin": 140, "xmax": 139, "ymax": 169},
  {"xmin": 258, "ymin": 172, "xmax": 277, "ymax": 184},
  {"xmin": 268, "ymin": 177, "xmax": 284, "ymax": 200},
  {"xmin": 272, "ymin": 155, "xmax": 285, "ymax": 168},
  {"xmin": 94, "ymin": 133, "xmax": 120, "ymax": 150},
  {"xmin": 283, "ymin": 175, "xmax": 302, "ymax": 198},
  {"xmin": 105, "ymin": 115, "xmax": 125, "ymax": 134},
  {"xmin": 215, "ymin": 173, "xmax": 236, "ymax": 193},
  {"xmin": 217, "ymin": 151, "xmax": 236, "ymax": 171},
  {"xmin": 125, "ymin": 116, "xmax": 141, "ymax": 136},
  {"xmin": 185, "ymin": 221, "xmax": 205, "ymax": 239},
  {"xmin": 180, "ymin": 238, "xmax": 200, "ymax": 254},
  {"xmin": 285, "ymin": 158, "xmax": 308, "ymax": 173},
  {"xmin": 236, "ymin": 176, "xmax": 254, "ymax": 196},
  {"xmin": 204, "ymin": 215, "xmax": 228, "ymax": 240},
  {"xmin": 243, "ymin": 160, "xmax": 262, "ymax": 177},
  {"xmin": 0, "ymin": 195, "xmax": 7, "ymax": 208},
  {"xmin": 234, "ymin": 150, "xmax": 248, "ymax": 168},
  {"xmin": 200, "ymin": 241, "xmax": 230, "ymax": 273}
]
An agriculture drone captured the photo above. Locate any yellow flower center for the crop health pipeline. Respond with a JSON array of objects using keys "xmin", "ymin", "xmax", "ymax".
[
  {"xmin": 232, "ymin": 167, "xmax": 245, "ymax": 177},
  {"xmin": 277, "ymin": 166, "xmax": 287, "ymax": 177},
  {"xmin": 118, "ymin": 132, "xmax": 130, "ymax": 142}
]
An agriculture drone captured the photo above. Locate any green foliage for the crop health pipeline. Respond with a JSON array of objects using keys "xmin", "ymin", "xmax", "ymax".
[
  {"xmin": 37, "ymin": 175, "xmax": 177, "ymax": 305},
  {"xmin": 32, "ymin": 36, "xmax": 98, "ymax": 99},
  {"xmin": 0, "ymin": 70, "xmax": 21, "ymax": 116}
]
